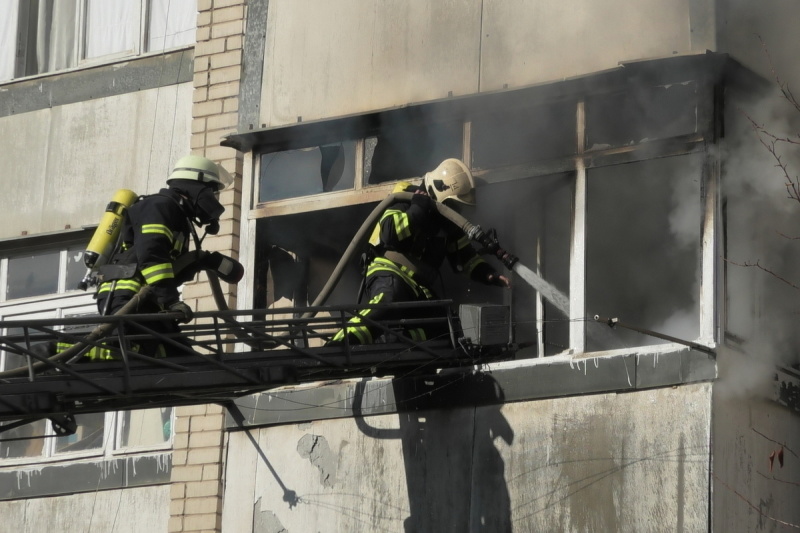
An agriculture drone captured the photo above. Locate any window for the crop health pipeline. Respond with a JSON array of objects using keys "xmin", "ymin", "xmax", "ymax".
[
  {"xmin": 585, "ymin": 82, "xmax": 699, "ymax": 150},
  {"xmin": 471, "ymin": 101, "xmax": 576, "ymax": 169},
  {"xmin": 247, "ymin": 73, "xmax": 713, "ymax": 359},
  {"xmin": 364, "ymin": 120, "xmax": 462, "ymax": 185},
  {"xmin": 585, "ymin": 154, "xmax": 703, "ymax": 350},
  {"xmin": 0, "ymin": 0, "xmax": 196, "ymax": 82},
  {"xmin": 2, "ymin": 245, "xmax": 86, "ymax": 302},
  {"xmin": 259, "ymin": 142, "xmax": 357, "ymax": 202},
  {"xmin": 0, "ymin": 241, "xmax": 173, "ymax": 465}
]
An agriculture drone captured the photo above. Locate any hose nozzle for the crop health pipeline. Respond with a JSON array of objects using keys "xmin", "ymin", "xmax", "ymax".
[{"xmin": 467, "ymin": 226, "xmax": 519, "ymax": 271}]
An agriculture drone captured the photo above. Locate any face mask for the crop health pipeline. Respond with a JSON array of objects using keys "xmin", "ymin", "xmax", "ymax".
[{"xmin": 193, "ymin": 186, "xmax": 225, "ymax": 224}]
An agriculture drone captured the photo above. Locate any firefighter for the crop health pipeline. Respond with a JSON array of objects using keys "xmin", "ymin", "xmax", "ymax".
[
  {"xmin": 330, "ymin": 158, "xmax": 510, "ymax": 345},
  {"xmin": 92, "ymin": 155, "xmax": 233, "ymax": 358}
]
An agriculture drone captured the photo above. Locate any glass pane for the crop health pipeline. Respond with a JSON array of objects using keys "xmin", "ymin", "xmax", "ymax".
[
  {"xmin": 66, "ymin": 246, "xmax": 87, "ymax": 292},
  {"xmin": 471, "ymin": 101, "xmax": 576, "ymax": 169},
  {"xmin": 148, "ymin": 0, "xmax": 196, "ymax": 51},
  {"xmin": 85, "ymin": 0, "xmax": 138, "ymax": 59},
  {"xmin": 586, "ymin": 154, "xmax": 703, "ymax": 351},
  {"xmin": 467, "ymin": 174, "xmax": 572, "ymax": 356},
  {"xmin": 21, "ymin": 0, "xmax": 80, "ymax": 75},
  {"xmin": 586, "ymin": 82, "xmax": 699, "ymax": 150},
  {"xmin": 119, "ymin": 407, "xmax": 173, "ymax": 448},
  {"xmin": 6, "ymin": 251, "xmax": 60, "ymax": 299},
  {"xmin": 0, "ymin": 0, "xmax": 19, "ymax": 81},
  {"xmin": 0, "ymin": 420, "xmax": 47, "ymax": 460},
  {"xmin": 364, "ymin": 120, "xmax": 462, "ymax": 184},
  {"xmin": 54, "ymin": 413, "xmax": 105, "ymax": 453},
  {"xmin": 259, "ymin": 141, "xmax": 356, "ymax": 202}
]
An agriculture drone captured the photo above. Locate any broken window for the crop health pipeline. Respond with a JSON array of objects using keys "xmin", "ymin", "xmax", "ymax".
[
  {"xmin": 466, "ymin": 174, "xmax": 572, "ymax": 356},
  {"xmin": 259, "ymin": 142, "xmax": 357, "ymax": 202},
  {"xmin": 364, "ymin": 119, "xmax": 462, "ymax": 184},
  {"xmin": 471, "ymin": 100, "xmax": 576, "ymax": 170},
  {"xmin": 585, "ymin": 82, "xmax": 699, "ymax": 150},
  {"xmin": 585, "ymin": 154, "xmax": 703, "ymax": 350}
]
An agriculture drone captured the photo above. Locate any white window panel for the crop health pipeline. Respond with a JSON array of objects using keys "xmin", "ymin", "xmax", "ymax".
[
  {"xmin": 148, "ymin": 0, "xmax": 196, "ymax": 52},
  {"xmin": 84, "ymin": 0, "xmax": 141, "ymax": 60}
]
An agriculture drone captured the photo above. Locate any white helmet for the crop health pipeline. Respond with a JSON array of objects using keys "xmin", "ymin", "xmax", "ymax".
[
  {"xmin": 167, "ymin": 155, "xmax": 233, "ymax": 191},
  {"xmin": 422, "ymin": 158, "xmax": 475, "ymax": 205}
]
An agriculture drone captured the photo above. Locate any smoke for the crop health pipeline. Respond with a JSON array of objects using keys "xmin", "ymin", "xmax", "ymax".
[
  {"xmin": 714, "ymin": 345, "xmax": 776, "ymax": 403},
  {"xmin": 721, "ymin": 83, "xmax": 800, "ymax": 383}
]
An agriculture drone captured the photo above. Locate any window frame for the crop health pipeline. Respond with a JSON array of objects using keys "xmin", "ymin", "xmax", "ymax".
[
  {"xmin": 0, "ymin": 0, "xmax": 195, "ymax": 84},
  {"xmin": 242, "ymin": 75, "xmax": 720, "ymax": 360},
  {"xmin": 0, "ymin": 240, "xmax": 174, "ymax": 467}
]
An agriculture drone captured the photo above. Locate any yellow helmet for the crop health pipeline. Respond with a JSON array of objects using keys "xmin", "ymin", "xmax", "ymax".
[
  {"xmin": 422, "ymin": 158, "xmax": 475, "ymax": 205},
  {"xmin": 167, "ymin": 155, "xmax": 233, "ymax": 191}
]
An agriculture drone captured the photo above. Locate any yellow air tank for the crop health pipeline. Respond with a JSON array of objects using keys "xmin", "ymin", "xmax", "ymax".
[{"xmin": 78, "ymin": 189, "xmax": 138, "ymax": 290}]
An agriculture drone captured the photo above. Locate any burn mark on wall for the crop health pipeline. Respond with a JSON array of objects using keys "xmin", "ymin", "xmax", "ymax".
[{"xmin": 297, "ymin": 433, "xmax": 337, "ymax": 488}]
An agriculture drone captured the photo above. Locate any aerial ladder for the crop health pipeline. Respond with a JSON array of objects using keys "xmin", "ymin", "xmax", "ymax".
[{"xmin": 0, "ymin": 191, "xmax": 520, "ymax": 436}]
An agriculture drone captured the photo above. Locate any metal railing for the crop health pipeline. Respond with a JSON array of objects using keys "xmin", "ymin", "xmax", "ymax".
[{"xmin": 0, "ymin": 300, "xmax": 515, "ymax": 429}]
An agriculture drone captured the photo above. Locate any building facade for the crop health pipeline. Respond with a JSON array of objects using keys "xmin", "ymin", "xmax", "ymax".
[{"xmin": 0, "ymin": 0, "xmax": 798, "ymax": 532}]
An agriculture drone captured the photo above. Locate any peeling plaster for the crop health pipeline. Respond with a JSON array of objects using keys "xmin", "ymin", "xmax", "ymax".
[
  {"xmin": 297, "ymin": 433, "xmax": 337, "ymax": 488},
  {"xmin": 253, "ymin": 497, "xmax": 288, "ymax": 533}
]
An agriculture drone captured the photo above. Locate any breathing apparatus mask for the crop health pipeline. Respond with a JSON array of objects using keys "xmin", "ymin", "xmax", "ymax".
[{"xmin": 168, "ymin": 179, "xmax": 225, "ymax": 233}]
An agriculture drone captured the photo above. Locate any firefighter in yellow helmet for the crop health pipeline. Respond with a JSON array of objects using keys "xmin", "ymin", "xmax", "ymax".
[
  {"xmin": 92, "ymin": 155, "xmax": 234, "ymax": 358},
  {"xmin": 330, "ymin": 158, "xmax": 510, "ymax": 345}
]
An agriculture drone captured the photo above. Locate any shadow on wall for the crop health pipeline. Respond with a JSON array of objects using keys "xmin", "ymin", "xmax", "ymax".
[{"xmin": 353, "ymin": 374, "xmax": 514, "ymax": 532}]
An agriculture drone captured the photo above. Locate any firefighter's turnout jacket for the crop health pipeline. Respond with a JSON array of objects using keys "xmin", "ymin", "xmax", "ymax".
[
  {"xmin": 89, "ymin": 188, "xmax": 194, "ymax": 359},
  {"xmin": 332, "ymin": 190, "xmax": 500, "ymax": 345},
  {"xmin": 97, "ymin": 188, "xmax": 192, "ymax": 309}
]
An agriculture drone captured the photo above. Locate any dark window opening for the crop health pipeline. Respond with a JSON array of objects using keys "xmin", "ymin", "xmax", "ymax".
[
  {"xmin": 586, "ymin": 154, "xmax": 702, "ymax": 351},
  {"xmin": 364, "ymin": 120, "xmax": 462, "ymax": 184},
  {"xmin": 471, "ymin": 101, "xmax": 576, "ymax": 170},
  {"xmin": 585, "ymin": 82, "xmax": 699, "ymax": 150},
  {"xmin": 467, "ymin": 174, "xmax": 572, "ymax": 356}
]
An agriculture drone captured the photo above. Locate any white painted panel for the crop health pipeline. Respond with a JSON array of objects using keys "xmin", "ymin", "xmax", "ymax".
[
  {"xmin": 482, "ymin": 384, "xmax": 711, "ymax": 531},
  {"xmin": 480, "ymin": 0, "xmax": 697, "ymax": 92},
  {"xmin": 260, "ymin": 0, "xmax": 482, "ymax": 127},
  {"xmin": 0, "ymin": 82, "xmax": 192, "ymax": 239},
  {"xmin": 0, "ymin": 485, "xmax": 170, "ymax": 532}
]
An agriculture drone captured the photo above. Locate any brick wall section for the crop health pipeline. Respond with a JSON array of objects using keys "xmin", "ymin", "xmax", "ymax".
[{"xmin": 170, "ymin": 1, "xmax": 246, "ymax": 532}]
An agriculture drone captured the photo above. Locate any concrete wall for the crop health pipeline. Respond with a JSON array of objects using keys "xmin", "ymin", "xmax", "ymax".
[
  {"xmin": 258, "ymin": 0, "xmax": 715, "ymax": 128},
  {"xmin": 712, "ymin": 350, "xmax": 800, "ymax": 532},
  {"xmin": 222, "ymin": 383, "xmax": 712, "ymax": 532},
  {"xmin": 0, "ymin": 484, "xmax": 169, "ymax": 533},
  {"xmin": 0, "ymin": 82, "xmax": 192, "ymax": 239}
]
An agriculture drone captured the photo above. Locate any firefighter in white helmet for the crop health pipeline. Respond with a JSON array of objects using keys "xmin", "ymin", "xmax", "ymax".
[
  {"xmin": 330, "ymin": 158, "xmax": 510, "ymax": 345},
  {"xmin": 92, "ymin": 155, "xmax": 234, "ymax": 358}
]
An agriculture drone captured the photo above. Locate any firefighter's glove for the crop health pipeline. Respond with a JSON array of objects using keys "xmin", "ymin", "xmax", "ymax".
[{"xmin": 165, "ymin": 301, "xmax": 194, "ymax": 323}]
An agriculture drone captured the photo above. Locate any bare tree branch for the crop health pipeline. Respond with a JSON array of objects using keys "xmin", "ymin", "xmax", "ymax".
[{"xmin": 724, "ymin": 258, "xmax": 800, "ymax": 290}]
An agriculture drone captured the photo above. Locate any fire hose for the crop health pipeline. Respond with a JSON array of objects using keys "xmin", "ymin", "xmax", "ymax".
[{"xmin": 301, "ymin": 191, "xmax": 518, "ymax": 319}]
